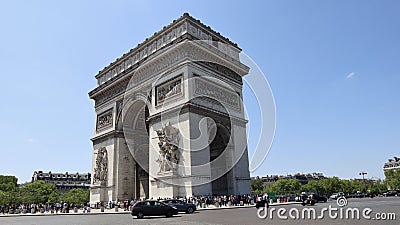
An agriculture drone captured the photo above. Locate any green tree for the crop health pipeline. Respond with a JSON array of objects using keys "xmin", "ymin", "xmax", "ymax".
[
  {"xmin": 0, "ymin": 190, "xmax": 8, "ymax": 205},
  {"xmin": 0, "ymin": 175, "xmax": 18, "ymax": 192},
  {"xmin": 350, "ymin": 179, "xmax": 366, "ymax": 193},
  {"xmin": 60, "ymin": 189, "xmax": 90, "ymax": 206},
  {"xmin": 369, "ymin": 179, "xmax": 387, "ymax": 195},
  {"xmin": 0, "ymin": 175, "xmax": 19, "ymax": 205},
  {"xmin": 301, "ymin": 180, "xmax": 324, "ymax": 194},
  {"xmin": 270, "ymin": 179, "xmax": 301, "ymax": 194},
  {"xmin": 20, "ymin": 181, "xmax": 57, "ymax": 204},
  {"xmin": 319, "ymin": 177, "xmax": 342, "ymax": 196},
  {"xmin": 385, "ymin": 170, "xmax": 400, "ymax": 190},
  {"xmin": 251, "ymin": 178, "xmax": 264, "ymax": 194},
  {"xmin": 339, "ymin": 179, "xmax": 353, "ymax": 195},
  {"xmin": 0, "ymin": 175, "xmax": 18, "ymax": 186},
  {"xmin": 48, "ymin": 191, "xmax": 60, "ymax": 204}
]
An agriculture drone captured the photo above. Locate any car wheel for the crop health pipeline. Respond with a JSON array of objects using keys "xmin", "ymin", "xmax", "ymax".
[
  {"xmin": 166, "ymin": 210, "xmax": 173, "ymax": 217},
  {"xmin": 137, "ymin": 211, "xmax": 144, "ymax": 219},
  {"xmin": 186, "ymin": 207, "xmax": 194, "ymax": 214}
]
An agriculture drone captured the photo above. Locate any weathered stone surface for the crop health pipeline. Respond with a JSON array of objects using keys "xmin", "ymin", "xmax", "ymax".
[{"xmin": 89, "ymin": 13, "xmax": 250, "ymax": 205}]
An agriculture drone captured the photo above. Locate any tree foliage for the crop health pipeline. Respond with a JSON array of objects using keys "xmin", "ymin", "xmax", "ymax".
[
  {"xmin": 0, "ymin": 176, "xmax": 90, "ymax": 206},
  {"xmin": 369, "ymin": 179, "xmax": 387, "ymax": 194},
  {"xmin": 59, "ymin": 188, "xmax": 90, "ymax": 206},
  {"xmin": 251, "ymin": 178, "xmax": 264, "ymax": 194},
  {"xmin": 269, "ymin": 179, "xmax": 301, "ymax": 194},
  {"xmin": 251, "ymin": 176, "xmax": 391, "ymax": 196},
  {"xmin": 0, "ymin": 175, "xmax": 18, "ymax": 192},
  {"xmin": 385, "ymin": 170, "xmax": 400, "ymax": 190},
  {"xmin": 19, "ymin": 181, "xmax": 58, "ymax": 204},
  {"xmin": 0, "ymin": 176, "xmax": 18, "ymax": 186}
]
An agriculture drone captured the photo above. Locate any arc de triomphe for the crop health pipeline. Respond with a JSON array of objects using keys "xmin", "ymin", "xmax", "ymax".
[{"xmin": 89, "ymin": 13, "xmax": 251, "ymax": 204}]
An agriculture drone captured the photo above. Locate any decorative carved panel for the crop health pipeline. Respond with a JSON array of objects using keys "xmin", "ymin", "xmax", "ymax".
[
  {"xmin": 155, "ymin": 123, "xmax": 180, "ymax": 173},
  {"xmin": 93, "ymin": 147, "xmax": 108, "ymax": 186},
  {"xmin": 96, "ymin": 109, "xmax": 113, "ymax": 131},
  {"xmin": 194, "ymin": 77, "xmax": 240, "ymax": 109},
  {"xmin": 156, "ymin": 75, "xmax": 183, "ymax": 105}
]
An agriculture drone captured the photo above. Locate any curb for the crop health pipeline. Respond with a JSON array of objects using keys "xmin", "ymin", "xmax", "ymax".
[
  {"xmin": 0, "ymin": 211, "xmax": 131, "ymax": 217},
  {"xmin": 0, "ymin": 202, "xmax": 302, "ymax": 217}
]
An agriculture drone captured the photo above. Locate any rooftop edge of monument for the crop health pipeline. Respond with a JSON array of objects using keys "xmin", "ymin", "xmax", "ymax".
[{"xmin": 94, "ymin": 13, "xmax": 242, "ymax": 79}]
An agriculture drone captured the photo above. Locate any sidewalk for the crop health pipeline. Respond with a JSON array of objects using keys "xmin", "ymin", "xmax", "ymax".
[
  {"xmin": 0, "ymin": 202, "xmax": 301, "ymax": 217},
  {"xmin": 197, "ymin": 201, "xmax": 300, "ymax": 211}
]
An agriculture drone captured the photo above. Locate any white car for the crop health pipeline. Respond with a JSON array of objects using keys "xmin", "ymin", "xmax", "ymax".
[{"xmin": 330, "ymin": 192, "xmax": 344, "ymax": 199}]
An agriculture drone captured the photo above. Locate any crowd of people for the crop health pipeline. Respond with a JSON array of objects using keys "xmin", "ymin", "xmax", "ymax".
[
  {"xmin": 163, "ymin": 194, "xmax": 257, "ymax": 208},
  {"xmin": 0, "ymin": 201, "xmax": 90, "ymax": 215},
  {"xmin": 1, "ymin": 194, "xmax": 263, "ymax": 215},
  {"xmin": 100, "ymin": 194, "xmax": 259, "ymax": 211}
]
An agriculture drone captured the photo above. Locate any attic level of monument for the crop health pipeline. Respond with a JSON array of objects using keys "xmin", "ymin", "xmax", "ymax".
[
  {"xmin": 89, "ymin": 13, "xmax": 246, "ymax": 97},
  {"xmin": 95, "ymin": 13, "xmax": 241, "ymax": 77}
]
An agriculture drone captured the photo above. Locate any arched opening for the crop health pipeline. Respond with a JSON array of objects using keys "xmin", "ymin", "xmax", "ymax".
[
  {"xmin": 120, "ymin": 100, "xmax": 150, "ymax": 200},
  {"xmin": 209, "ymin": 123, "xmax": 232, "ymax": 195}
]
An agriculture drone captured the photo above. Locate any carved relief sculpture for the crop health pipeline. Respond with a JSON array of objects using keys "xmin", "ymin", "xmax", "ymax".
[
  {"xmin": 93, "ymin": 147, "xmax": 108, "ymax": 185},
  {"xmin": 155, "ymin": 123, "xmax": 180, "ymax": 173},
  {"xmin": 156, "ymin": 76, "xmax": 182, "ymax": 104},
  {"xmin": 96, "ymin": 110, "xmax": 113, "ymax": 130},
  {"xmin": 194, "ymin": 78, "xmax": 239, "ymax": 109}
]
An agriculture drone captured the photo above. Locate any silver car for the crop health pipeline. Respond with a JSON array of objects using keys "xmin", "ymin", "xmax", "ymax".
[{"xmin": 161, "ymin": 199, "xmax": 196, "ymax": 213}]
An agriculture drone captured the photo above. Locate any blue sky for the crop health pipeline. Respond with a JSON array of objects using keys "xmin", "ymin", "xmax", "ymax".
[{"xmin": 0, "ymin": 1, "xmax": 399, "ymax": 183}]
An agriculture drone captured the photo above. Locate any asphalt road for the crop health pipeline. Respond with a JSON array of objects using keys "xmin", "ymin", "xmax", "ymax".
[{"xmin": 1, "ymin": 197, "xmax": 399, "ymax": 225}]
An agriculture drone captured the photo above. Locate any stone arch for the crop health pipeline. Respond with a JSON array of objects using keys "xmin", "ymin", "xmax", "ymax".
[
  {"xmin": 116, "ymin": 98, "xmax": 150, "ymax": 200},
  {"xmin": 209, "ymin": 122, "xmax": 234, "ymax": 195}
]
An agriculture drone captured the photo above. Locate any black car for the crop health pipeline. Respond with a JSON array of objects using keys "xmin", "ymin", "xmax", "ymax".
[
  {"xmin": 255, "ymin": 199, "xmax": 269, "ymax": 209},
  {"xmin": 161, "ymin": 199, "xmax": 196, "ymax": 213},
  {"xmin": 131, "ymin": 200, "xmax": 178, "ymax": 219},
  {"xmin": 309, "ymin": 194, "xmax": 327, "ymax": 203},
  {"xmin": 384, "ymin": 191, "xmax": 398, "ymax": 197},
  {"xmin": 353, "ymin": 192, "xmax": 365, "ymax": 198}
]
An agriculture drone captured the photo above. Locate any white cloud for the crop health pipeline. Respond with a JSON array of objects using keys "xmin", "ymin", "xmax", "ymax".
[{"xmin": 346, "ymin": 72, "xmax": 356, "ymax": 79}]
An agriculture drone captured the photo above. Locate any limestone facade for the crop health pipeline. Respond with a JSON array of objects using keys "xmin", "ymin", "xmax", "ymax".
[{"xmin": 88, "ymin": 13, "xmax": 251, "ymax": 204}]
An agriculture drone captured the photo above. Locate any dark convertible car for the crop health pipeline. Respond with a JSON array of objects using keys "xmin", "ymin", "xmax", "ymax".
[
  {"xmin": 161, "ymin": 199, "xmax": 197, "ymax": 213},
  {"xmin": 131, "ymin": 200, "xmax": 178, "ymax": 219}
]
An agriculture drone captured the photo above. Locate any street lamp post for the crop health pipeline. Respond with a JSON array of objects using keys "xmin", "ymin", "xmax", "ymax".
[
  {"xmin": 359, "ymin": 171, "xmax": 367, "ymax": 180},
  {"xmin": 359, "ymin": 171, "xmax": 367, "ymax": 193}
]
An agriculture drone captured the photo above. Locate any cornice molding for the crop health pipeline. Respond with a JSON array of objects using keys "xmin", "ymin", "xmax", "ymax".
[
  {"xmin": 94, "ymin": 13, "xmax": 241, "ymax": 79},
  {"xmin": 89, "ymin": 40, "xmax": 248, "ymax": 107}
]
